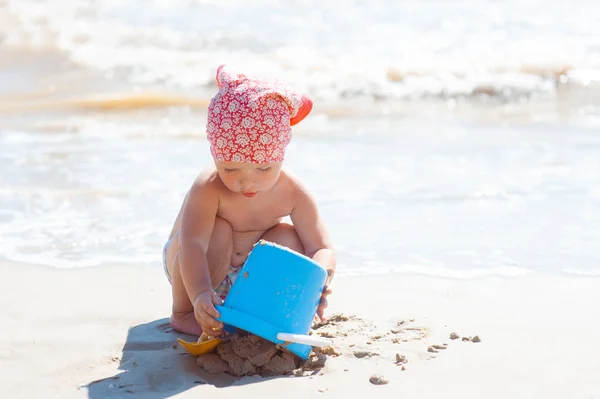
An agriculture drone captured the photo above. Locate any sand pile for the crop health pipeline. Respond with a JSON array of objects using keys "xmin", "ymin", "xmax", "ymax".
[{"xmin": 196, "ymin": 332, "xmax": 328, "ymax": 377}]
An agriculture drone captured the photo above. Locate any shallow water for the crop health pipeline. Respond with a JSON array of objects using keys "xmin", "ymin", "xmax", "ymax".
[
  {"xmin": 1, "ymin": 110, "xmax": 599, "ymax": 278},
  {"xmin": 1, "ymin": 0, "xmax": 600, "ymax": 278}
]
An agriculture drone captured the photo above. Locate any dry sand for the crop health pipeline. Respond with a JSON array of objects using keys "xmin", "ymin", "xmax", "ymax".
[{"xmin": 1, "ymin": 260, "xmax": 599, "ymax": 399}]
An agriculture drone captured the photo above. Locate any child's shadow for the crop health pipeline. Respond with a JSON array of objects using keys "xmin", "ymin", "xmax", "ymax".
[{"xmin": 86, "ymin": 318, "xmax": 273, "ymax": 399}]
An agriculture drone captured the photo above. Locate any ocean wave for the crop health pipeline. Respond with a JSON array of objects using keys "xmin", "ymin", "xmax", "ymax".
[{"xmin": 2, "ymin": 0, "xmax": 600, "ymax": 104}]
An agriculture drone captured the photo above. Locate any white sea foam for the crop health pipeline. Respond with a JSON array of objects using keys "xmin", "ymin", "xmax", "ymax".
[{"xmin": 2, "ymin": 0, "xmax": 600, "ymax": 102}]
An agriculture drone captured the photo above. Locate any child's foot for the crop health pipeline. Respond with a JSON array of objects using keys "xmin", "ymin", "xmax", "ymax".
[{"xmin": 170, "ymin": 311, "xmax": 203, "ymax": 336}]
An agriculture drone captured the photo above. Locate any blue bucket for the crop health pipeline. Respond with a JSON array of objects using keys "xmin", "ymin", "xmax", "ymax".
[{"xmin": 215, "ymin": 240, "xmax": 328, "ymax": 359}]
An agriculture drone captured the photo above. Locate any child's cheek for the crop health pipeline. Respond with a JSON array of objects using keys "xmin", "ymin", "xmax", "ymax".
[{"xmin": 221, "ymin": 175, "xmax": 238, "ymax": 191}]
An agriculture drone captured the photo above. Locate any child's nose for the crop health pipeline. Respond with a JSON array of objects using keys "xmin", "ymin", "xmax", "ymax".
[{"xmin": 240, "ymin": 179, "xmax": 255, "ymax": 191}]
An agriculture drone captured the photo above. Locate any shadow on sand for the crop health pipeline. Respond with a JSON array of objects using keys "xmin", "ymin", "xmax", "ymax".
[{"xmin": 85, "ymin": 318, "xmax": 282, "ymax": 398}]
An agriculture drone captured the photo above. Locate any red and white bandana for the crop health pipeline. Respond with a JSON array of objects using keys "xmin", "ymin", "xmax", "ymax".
[{"xmin": 206, "ymin": 65, "xmax": 312, "ymax": 163}]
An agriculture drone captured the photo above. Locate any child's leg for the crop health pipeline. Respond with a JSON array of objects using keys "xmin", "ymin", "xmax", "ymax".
[
  {"xmin": 165, "ymin": 217, "xmax": 233, "ymax": 336},
  {"xmin": 261, "ymin": 222, "xmax": 306, "ymax": 255}
]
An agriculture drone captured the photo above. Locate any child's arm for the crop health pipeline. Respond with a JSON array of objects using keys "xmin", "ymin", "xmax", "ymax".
[
  {"xmin": 179, "ymin": 178, "xmax": 224, "ymax": 333},
  {"xmin": 290, "ymin": 182, "xmax": 336, "ymax": 320}
]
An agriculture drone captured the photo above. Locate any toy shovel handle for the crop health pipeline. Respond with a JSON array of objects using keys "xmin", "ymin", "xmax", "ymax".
[{"xmin": 276, "ymin": 332, "xmax": 331, "ymax": 347}]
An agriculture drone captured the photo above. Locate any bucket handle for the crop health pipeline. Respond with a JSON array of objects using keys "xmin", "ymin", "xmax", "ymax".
[{"xmin": 276, "ymin": 332, "xmax": 331, "ymax": 347}]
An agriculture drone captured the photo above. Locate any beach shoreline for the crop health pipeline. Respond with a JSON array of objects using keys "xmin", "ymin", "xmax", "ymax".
[
  {"xmin": 1, "ymin": 260, "xmax": 598, "ymax": 399},
  {"xmin": 2, "ymin": 1, "xmax": 600, "ymax": 397}
]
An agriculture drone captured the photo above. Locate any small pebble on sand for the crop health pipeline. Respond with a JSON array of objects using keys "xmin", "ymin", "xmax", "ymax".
[
  {"xmin": 354, "ymin": 350, "xmax": 377, "ymax": 359},
  {"xmin": 316, "ymin": 346, "xmax": 341, "ymax": 356},
  {"xmin": 462, "ymin": 337, "xmax": 471, "ymax": 342},
  {"xmin": 450, "ymin": 332, "xmax": 460, "ymax": 340},
  {"xmin": 302, "ymin": 353, "xmax": 327, "ymax": 370},
  {"xmin": 293, "ymin": 369, "xmax": 305, "ymax": 377},
  {"xmin": 317, "ymin": 330, "xmax": 337, "ymax": 338},
  {"xmin": 395, "ymin": 353, "xmax": 407, "ymax": 364},
  {"xmin": 472, "ymin": 335, "xmax": 481, "ymax": 343},
  {"xmin": 329, "ymin": 314, "xmax": 350, "ymax": 323},
  {"xmin": 369, "ymin": 374, "xmax": 389, "ymax": 385},
  {"xmin": 401, "ymin": 366, "xmax": 406, "ymax": 371},
  {"xmin": 427, "ymin": 346, "xmax": 438, "ymax": 353}
]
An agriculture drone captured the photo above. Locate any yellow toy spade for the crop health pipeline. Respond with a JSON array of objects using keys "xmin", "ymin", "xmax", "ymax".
[{"xmin": 177, "ymin": 332, "xmax": 222, "ymax": 356}]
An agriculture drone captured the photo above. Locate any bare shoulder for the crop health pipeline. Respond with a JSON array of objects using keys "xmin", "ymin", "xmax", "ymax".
[
  {"xmin": 183, "ymin": 166, "xmax": 225, "ymax": 207},
  {"xmin": 178, "ymin": 166, "xmax": 223, "ymax": 242},
  {"xmin": 188, "ymin": 167, "xmax": 224, "ymax": 193},
  {"xmin": 279, "ymin": 168, "xmax": 316, "ymax": 204}
]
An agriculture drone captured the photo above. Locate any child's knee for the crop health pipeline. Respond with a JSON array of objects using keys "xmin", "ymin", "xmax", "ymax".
[{"xmin": 263, "ymin": 223, "xmax": 304, "ymax": 254}]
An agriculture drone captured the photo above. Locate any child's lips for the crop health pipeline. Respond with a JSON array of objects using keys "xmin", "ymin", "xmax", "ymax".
[{"xmin": 242, "ymin": 191, "xmax": 256, "ymax": 197}]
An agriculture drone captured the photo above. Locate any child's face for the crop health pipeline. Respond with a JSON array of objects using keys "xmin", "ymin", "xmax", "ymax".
[{"xmin": 215, "ymin": 160, "xmax": 283, "ymax": 197}]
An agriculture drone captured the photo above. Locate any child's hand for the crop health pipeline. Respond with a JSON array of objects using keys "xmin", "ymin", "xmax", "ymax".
[
  {"xmin": 316, "ymin": 285, "xmax": 333, "ymax": 322},
  {"xmin": 193, "ymin": 290, "xmax": 224, "ymax": 336}
]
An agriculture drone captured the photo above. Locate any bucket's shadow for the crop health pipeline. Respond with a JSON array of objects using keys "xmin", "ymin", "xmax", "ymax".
[{"xmin": 85, "ymin": 318, "xmax": 290, "ymax": 399}]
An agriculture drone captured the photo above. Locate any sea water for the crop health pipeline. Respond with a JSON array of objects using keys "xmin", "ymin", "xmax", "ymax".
[{"xmin": 1, "ymin": 0, "xmax": 599, "ymax": 278}]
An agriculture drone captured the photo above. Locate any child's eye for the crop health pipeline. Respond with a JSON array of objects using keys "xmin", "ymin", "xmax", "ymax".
[
  {"xmin": 224, "ymin": 168, "xmax": 237, "ymax": 173},
  {"xmin": 257, "ymin": 167, "xmax": 271, "ymax": 172}
]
